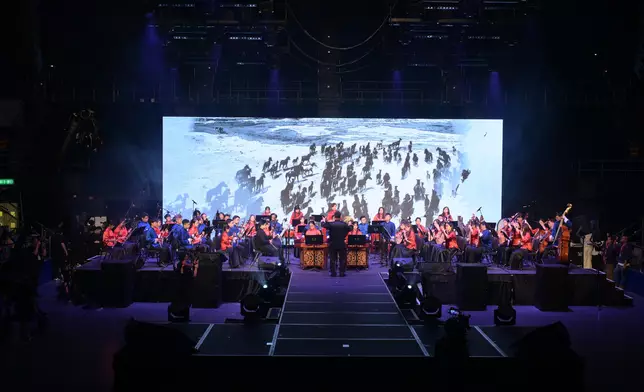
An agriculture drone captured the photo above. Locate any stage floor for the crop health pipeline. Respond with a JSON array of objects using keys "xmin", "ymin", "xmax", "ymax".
[{"xmin": 162, "ymin": 322, "xmax": 536, "ymax": 357}]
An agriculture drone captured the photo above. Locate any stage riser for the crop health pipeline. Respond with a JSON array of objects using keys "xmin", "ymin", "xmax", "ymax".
[
  {"xmin": 419, "ymin": 271, "xmax": 628, "ymax": 307},
  {"xmin": 75, "ymin": 267, "xmax": 630, "ymax": 307},
  {"xmin": 74, "ymin": 268, "xmax": 271, "ymax": 304}
]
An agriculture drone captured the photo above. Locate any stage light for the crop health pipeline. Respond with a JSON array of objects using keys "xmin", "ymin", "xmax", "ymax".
[
  {"xmin": 394, "ymin": 282, "xmax": 418, "ymax": 306},
  {"xmin": 494, "ymin": 305, "xmax": 516, "ymax": 326},
  {"xmin": 240, "ymin": 293, "xmax": 263, "ymax": 322},
  {"xmin": 494, "ymin": 281, "xmax": 516, "ymax": 326},
  {"xmin": 262, "ymin": 284, "xmax": 268, "ymax": 289},
  {"xmin": 419, "ymin": 295, "xmax": 442, "ymax": 320}
]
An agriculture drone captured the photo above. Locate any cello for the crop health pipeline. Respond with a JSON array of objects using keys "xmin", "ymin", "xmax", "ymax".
[{"xmin": 554, "ymin": 204, "xmax": 573, "ymax": 263}]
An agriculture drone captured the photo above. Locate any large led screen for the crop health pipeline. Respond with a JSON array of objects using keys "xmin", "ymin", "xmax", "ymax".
[{"xmin": 163, "ymin": 117, "xmax": 503, "ymax": 224}]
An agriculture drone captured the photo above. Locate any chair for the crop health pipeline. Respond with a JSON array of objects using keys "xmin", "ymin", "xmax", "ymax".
[{"xmin": 481, "ymin": 248, "xmax": 497, "ymax": 264}]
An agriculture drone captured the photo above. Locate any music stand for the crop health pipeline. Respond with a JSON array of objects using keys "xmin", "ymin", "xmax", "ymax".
[
  {"xmin": 297, "ymin": 225, "xmax": 306, "ymax": 234},
  {"xmin": 369, "ymin": 225, "xmax": 391, "ymax": 265},
  {"xmin": 310, "ymin": 214, "xmax": 323, "ymax": 223},
  {"xmin": 305, "ymin": 235, "xmax": 323, "ymax": 245},
  {"xmin": 291, "ymin": 219, "xmax": 301, "ymax": 227},
  {"xmin": 411, "ymin": 224, "xmax": 418, "ymax": 233},
  {"xmin": 281, "ymin": 229, "xmax": 296, "ymax": 265},
  {"xmin": 202, "ymin": 226, "xmax": 214, "ymax": 240}
]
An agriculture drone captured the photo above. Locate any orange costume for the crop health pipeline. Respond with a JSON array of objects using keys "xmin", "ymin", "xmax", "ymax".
[
  {"xmin": 445, "ymin": 230, "xmax": 458, "ymax": 249},
  {"xmin": 520, "ymin": 231, "xmax": 533, "ymax": 251},
  {"xmin": 220, "ymin": 230, "xmax": 233, "ymax": 251},
  {"xmin": 469, "ymin": 227, "xmax": 480, "ymax": 247}
]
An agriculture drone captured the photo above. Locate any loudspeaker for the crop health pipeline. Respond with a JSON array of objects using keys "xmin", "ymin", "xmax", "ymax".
[
  {"xmin": 392, "ymin": 257, "xmax": 414, "ymax": 271},
  {"xmin": 455, "ymin": 263, "xmax": 488, "ymax": 310},
  {"xmin": 258, "ymin": 256, "xmax": 280, "ymax": 270},
  {"xmin": 101, "ymin": 259, "xmax": 136, "ymax": 307},
  {"xmin": 534, "ymin": 264, "xmax": 569, "ymax": 311},
  {"xmin": 192, "ymin": 253, "xmax": 223, "ymax": 308}
]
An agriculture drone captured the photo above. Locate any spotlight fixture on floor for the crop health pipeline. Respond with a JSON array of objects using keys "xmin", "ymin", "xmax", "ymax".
[
  {"xmin": 419, "ymin": 295, "xmax": 442, "ymax": 320},
  {"xmin": 394, "ymin": 282, "xmax": 418, "ymax": 307},
  {"xmin": 494, "ymin": 281, "xmax": 516, "ymax": 326},
  {"xmin": 240, "ymin": 293, "xmax": 263, "ymax": 322},
  {"xmin": 388, "ymin": 262, "xmax": 407, "ymax": 290}
]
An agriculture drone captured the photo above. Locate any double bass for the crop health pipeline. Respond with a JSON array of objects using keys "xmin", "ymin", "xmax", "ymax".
[{"xmin": 554, "ymin": 204, "xmax": 572, "ymax": 262}]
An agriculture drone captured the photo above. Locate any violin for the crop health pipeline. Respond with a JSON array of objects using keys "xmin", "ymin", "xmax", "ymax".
[{"xmin": 395, "ymin": 229, "xmax": 409, "ymax": 245}]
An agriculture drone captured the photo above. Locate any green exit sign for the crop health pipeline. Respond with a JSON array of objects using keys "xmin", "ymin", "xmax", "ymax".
[{"xmin": 0, "ymin": 179, "xmax": 14, "ymax": 185}]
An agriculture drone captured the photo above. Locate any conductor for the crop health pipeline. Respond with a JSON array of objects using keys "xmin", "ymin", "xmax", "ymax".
[{"xmin": 322, "ymin": 211, "xmax": 351, "ymax": 277}]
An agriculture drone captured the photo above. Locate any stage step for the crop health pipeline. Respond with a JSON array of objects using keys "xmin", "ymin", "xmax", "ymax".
[{"xmin": 272, "ymin": 270, "xmax": 427, "ymax": 356}]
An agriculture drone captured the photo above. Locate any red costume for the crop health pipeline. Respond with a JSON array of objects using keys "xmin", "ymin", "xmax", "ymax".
[
  {"xmin": 403, "ymin": 229, "xmax": 417, "ymax": 250},
  {"xmin": 291, "ymin": 211, "xmax": 304, "ymax": 224}
]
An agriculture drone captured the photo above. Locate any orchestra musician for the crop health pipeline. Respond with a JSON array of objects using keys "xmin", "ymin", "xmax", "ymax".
[
  {"xmin": 391, "ymin": 220, "xmax": 417, "ymax": 258},
  {"xmin": 440, "ymin": 207, "xmax": 454, "ymax": 222},
  {"xmin": 443, "ymin": 221, "xmax": 459, "ymax": 251},
  {"xmin": 254, "ymin": 220, "xmax": 283, "ymax": 260},
  {"xmin": 496, "ymin": 219, "xmax": 512, "ymax": 265},
  {"xmin": 427, "ymin": 219, "xmax": 446, "ymax": 262},
  {"xmin": 243, "ymin": 215, "xmax": 258, "ymax": 237},
  {"xmin": 326, "ymin": 203, "xmax": 338, "ymax": 222},
  {"xmin": 550, "ymin": 212, "xmax": 572, "ymax": 246},
  {"xmin": 322, "ymin": 211, "xmax": 352, "ymax": 277},
  {"xmin": 370, "ymin": 207, "xmax": 386, "ymax": 248},
  {"xmin": 170, "ymin": 215, "xmax": 183, "ymax": 240},
  {"xmin": 345, "ymin": 221, "xmax": 362, "ymax": 244},
  {"xmin": 464, "ymin": 220, "xmax": 483, "ymax": 263},
  {"xmin": 305, "ymin": 221, "xmax": 321, "ymax": 236},
  {"xmin": 230, "ymin": 215, "xmax": 241, "ymax": 234},
  {"xmin": 509, "ymin": 226, "xmax": 533, "ymax": 269},
  {"xmin": 114, "ymin": 219, "xmax": 129, "ymax": 244},
  {"xmin": 137, "ymin": 213, "xmax": 151, "ymax": 232},
  {"xmin": 269, "ymin": 214, "xmax": 282, "ymax": 235},
  {"xmin": 201, "ymin": 213, "xmax": 210, "ymax": 227},
  {"xmin": 602, "ymin": 234, "xmax": 619, "ymax": 281},
  {"xmin": 220, "ymin": 219, "xmax": 242, "ymax": 268},
  {"xmin": 187, "ymin": 219, "xmax": 206, "ymax": 250},
  {"xmin": 145, "ymin": 218, "xmax": 170, "ymax": 266},
  {"xmin": 358, "ymin": 216, "xmax": 369, "ymax": 235},
  {"xmin": 291, "ymin": 206, "xmax": 304, "ymax": 226},
  {"xmin": 102, "ymin": 222, "xmax": 117, "ymax": 248},
  {"xmin": 414, "ymin": 217, "xmax": 427, "ymax": 248},
  {"xmin": 613, "ymin": 235, "xmax": 633, "ymax": 289},
  {"xmin": 479, "ymin": 222, "xmax": 493, "ymax": 252},
  {"xmin": 176, "ymin": 219, "xmax": 193, "ymax": 249}
]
